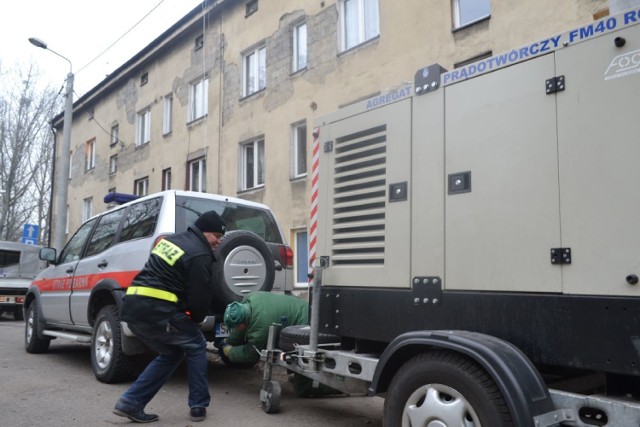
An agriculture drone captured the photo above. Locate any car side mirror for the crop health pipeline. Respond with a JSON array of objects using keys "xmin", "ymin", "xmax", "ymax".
[{"xmin": 39, "ymin": 247, "xmax": 58, "ymax": 265}]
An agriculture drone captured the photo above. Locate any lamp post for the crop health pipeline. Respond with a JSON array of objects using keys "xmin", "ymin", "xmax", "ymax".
[{"xmin": 29, "ymin": 37, "xmax": 73, "ymax": 252}]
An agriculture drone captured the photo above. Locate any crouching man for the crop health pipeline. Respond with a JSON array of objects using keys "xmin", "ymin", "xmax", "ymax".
[{"xmin": 220, "ymin": 291, "xmax": 341, "ymax": 397}]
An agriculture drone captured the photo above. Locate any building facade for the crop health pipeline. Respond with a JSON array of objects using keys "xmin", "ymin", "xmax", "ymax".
[{"xmin": 53, "ymin": 0, "xmax": 612, "ymax": 289}]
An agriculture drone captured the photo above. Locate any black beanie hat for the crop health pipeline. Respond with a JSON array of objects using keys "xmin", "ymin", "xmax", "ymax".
[{"xmin": 194, "ymin": 211, "xmax": 226, "ymax": 234}]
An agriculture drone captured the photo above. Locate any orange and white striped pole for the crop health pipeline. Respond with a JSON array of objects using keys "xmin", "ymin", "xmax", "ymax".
[{"xmin": 308, "ymin": 127, "xmax": 321, "ymax": 280}]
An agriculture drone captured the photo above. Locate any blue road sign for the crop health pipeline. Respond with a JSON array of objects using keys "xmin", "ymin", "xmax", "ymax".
[{"xmin": 22, "ymin": 224, "xmax": 39, "ymax": 245}]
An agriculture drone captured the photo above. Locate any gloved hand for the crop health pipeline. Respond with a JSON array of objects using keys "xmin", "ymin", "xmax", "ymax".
[{"xmin": 220, "ymin": 340, "xmax": 232, "ymax": 357}]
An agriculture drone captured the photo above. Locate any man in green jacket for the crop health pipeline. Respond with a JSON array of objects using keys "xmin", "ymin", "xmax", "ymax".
[
  {"xmin": 220, "ymin": 291, "xmax": 341, "ymax": 397},
  {"xmin": 221, "ymin": 291, "xmax": 308, "ymax": 365}
]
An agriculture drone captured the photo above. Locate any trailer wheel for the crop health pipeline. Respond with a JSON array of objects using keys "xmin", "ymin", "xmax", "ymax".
[
  {"xmin": 261, "ymin": 380, "xmax": 281, "ymax": 414},
  {"xmin": 384, "ymin": 351, "xmax": 513, "ymax": 427},
  {"xmin": 278, "ymin": 325, "xmax": 340, "ymax": 352}
]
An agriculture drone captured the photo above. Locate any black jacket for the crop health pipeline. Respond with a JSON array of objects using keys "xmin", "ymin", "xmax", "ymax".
[{"xmin": 121, "ymin": 226, "xmax": 216, "ymax": 324}]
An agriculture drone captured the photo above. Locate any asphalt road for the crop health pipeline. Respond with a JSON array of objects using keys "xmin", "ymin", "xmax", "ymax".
[{"xmin": 0, "ymin": 313, "xmax": 383, "ymax": 427}]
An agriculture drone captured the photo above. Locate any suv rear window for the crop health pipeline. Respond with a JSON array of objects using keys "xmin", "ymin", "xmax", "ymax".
[{"xmin": 175, "ymin": 196, "xmax": 283, "ymax": 244}]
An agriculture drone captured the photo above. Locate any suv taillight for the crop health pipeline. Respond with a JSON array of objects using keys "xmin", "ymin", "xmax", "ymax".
[{"xmin": 279, "ymin": 246, "xmax": 294, "ymax": 269}]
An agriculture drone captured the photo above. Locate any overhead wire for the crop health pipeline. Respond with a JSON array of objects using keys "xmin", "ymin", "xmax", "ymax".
[{"xmin": 75, "ymin": 0, "xmax": 168, "ymax": 77}]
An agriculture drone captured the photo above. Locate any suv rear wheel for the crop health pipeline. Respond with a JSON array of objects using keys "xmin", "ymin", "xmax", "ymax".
[
  {"xmin": 91, "ymin": 305, "xmax": 139, "ymax": 383},
  {"xmin": 212, "ymin": 230, "xmax": 275, "ymax": 311}
]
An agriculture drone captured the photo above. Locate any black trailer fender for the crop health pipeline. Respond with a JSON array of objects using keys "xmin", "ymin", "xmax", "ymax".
[{"xmin": 369, "ymin": 330, "xmax": 555, "ymax": 426}]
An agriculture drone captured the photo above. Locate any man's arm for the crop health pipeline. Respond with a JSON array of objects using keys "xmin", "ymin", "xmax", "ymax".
[{"xmin": 224, "ymin": 342, "xmax": 260, "ymax": 365}]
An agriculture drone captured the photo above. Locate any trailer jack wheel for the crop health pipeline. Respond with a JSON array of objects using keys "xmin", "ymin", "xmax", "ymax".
[{"xmin": 261, "ymin": 380, "xmax": 282, "ymax": 414}]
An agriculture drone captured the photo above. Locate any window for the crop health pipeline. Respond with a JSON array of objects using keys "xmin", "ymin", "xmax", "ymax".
[
  {"xmin": 293, "ymin": 22, "xmax": 307, "ymax": 72},
  {"xmin": 163, "ymin": 95, "xmax": 173, "ymax": 134},
  {"xmin": 195, "ymin": 34, "xmax": 204, "ymax": 50},
  {"xmin": 110, "ymin": 124, "xmax": 119, "ymax": 146},
  {"xmin": 141, "ymin": 72, "xmax": 148, "ymax": 86},
  {"xmin": 294, "ymin": 229, "xmax": 309, "ymax": 287},
  {"xmin": 292, "ymin": 122, "xmax": 307, "ymax": 178},
  {"xmin": 453, "ymin": 0, "xmax": 490, "ymax": 29},
  {"xmin": 340, "ymin": 0, "xmax": 379, "ymax": 51},
  {"xmin": 82, "ymin": 197, "xmax": 93, "ymax": 222},
  {"xmin": 119, "ymin": 198, "xmax": 161, "ymax": 243},
  {"xmin": 109, "ymin": 154, "xmax": 117, "ymax": 174},
  {"xmin": 246, "ymin": 0, "xmax": 258, "ymax": 16},
  {"xmin": 85, "ymin": 208, "xmax": 125, "ymax": 257},
  {"xmin": 0, "ymin": 250, "xmax": 20, "ymax": 268},
  {"xmin": 189, "ymin": 78, "xmax": 209, "ymax": 122},
  {"xmin": 241, "ymin": 138, "xmax": 264, "ymax": 190},
  {"xmin": 188, "ymin": 158, "xmax": 207, "ymax": 192},
  {"xmin": 85, "ymin": 139, "xmax": 96, "ymax": 171},
  {"xmin": 136, "ymin": 108, "xmax": 151, "ymax": 146},
  {"xmin": 134, "ymin": 177, "xmax": 149, "ymax": 196},
  {"xmin": 162, "ymin": 168, "xmax": 172, "ymax": 191},
  {"xmin": 59, "ymin": 218, "xmax": 97, "ymax": 264},
  {"xmin": 243, "ymin": 45, "xmax": 266, "ymax": 96}
]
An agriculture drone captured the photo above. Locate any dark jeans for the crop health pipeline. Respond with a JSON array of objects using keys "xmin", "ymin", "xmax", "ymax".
[{"xmin": 120, "ymin": 311, "xmax": 210, "ymax": 410}]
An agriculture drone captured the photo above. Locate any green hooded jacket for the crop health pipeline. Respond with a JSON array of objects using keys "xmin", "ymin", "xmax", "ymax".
[{"xmin": 226, "ymin": 292, "xmax": 308, "ymax": 364}]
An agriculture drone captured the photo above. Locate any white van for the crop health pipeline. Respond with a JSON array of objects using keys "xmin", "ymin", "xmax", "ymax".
[{"xmin": 0, "ymin": 241, "xmax": 45, "ymax": 320}]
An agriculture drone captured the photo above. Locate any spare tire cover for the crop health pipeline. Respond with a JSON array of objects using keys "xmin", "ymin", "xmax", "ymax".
[{"xmin": 211, "ymin": 230, "xmax": 275, "ymax": 311}]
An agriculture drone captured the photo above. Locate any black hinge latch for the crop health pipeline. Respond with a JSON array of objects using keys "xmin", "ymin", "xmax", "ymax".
[
  {"xmin": 550, "ymin": 248, "xmax": 571, "ymax": 265},
  {"xmin": 324, "ymin": 140, "xmax": 334, "ymax": 152},
  {"xmin": 545, "ymin": 76, "xmax": 565, "ymax": 94}
]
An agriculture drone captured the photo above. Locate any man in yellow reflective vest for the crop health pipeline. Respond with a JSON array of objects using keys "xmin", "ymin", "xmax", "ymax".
[{"xmin": 113, "ymin": 211, "xmax": 226, "ymax": 423}]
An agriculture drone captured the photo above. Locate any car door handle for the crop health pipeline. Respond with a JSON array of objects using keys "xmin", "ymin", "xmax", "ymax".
[
  {"xmin": 66, "ymin": 268, "xmax": 74, "ymax": 274},
  {"xmin": 97, "ymin": 261, "xmax": 108, "ymax": 268}
]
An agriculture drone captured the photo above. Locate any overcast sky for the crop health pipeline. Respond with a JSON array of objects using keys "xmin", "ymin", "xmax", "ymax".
[{"xmin": 1, "ymin": 0, "xmax": 204, "ymax": 95}]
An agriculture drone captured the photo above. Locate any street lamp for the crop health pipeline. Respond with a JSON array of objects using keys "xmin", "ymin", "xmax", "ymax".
[{"xmin": 29, "ymin": 37, "xmax": 73, "ymax": 252}]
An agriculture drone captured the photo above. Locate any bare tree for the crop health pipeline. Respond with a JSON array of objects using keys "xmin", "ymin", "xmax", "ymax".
[{"xmin": 0, "ymin": 62, "xmax": 58, "ymax": 243}]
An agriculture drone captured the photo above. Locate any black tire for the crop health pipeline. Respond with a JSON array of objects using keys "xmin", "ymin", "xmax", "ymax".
[
  {"xmin": 13, "ymin": 307, "xmax": 24, "ymax": 321},
  {"xmin": 91, "ymin": 305, "xmax": 139, "ymax": 383},
  {"xmin": 384, "ymin": 351, "xmax": 513, "ymax": 427},
  {"xmin": 212, "ymin": 230, "xmax": 276, "ymax": 312},
  {"xmin": 262, "ymin": 380, "xmax": 281, "ymax": 414},
  {"xmin": 24, "ymin": 303, "xmax": 51, "ymax": 353},
  {"xmin": 278, "ymin": 325, "xmax": 340, "ymax": 352}
]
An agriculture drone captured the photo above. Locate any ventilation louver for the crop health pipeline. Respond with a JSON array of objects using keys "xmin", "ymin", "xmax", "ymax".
[{"xmin": 332, "ymin": 124, "xmax": 387, "ymax": 265}]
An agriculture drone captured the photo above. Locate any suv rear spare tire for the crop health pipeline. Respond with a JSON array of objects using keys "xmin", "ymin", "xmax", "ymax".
[{"xmin": 212, "ymin": 230, "xmax": 275, "ymax": 311}]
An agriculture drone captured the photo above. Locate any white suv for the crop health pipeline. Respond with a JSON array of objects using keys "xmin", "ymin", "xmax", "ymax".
[{"xmin": 24, "ymin": 190, "xmax": 293, "ymax": 383}]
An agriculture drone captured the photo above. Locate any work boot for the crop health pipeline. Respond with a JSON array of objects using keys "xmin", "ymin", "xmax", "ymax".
[
  {"xmin": 113, "ymin": 399, "xmax": 159, "ymax": 423},
  {"xmin": 190, "ymin": 407, "xmax": 207, "ymax": 422}
]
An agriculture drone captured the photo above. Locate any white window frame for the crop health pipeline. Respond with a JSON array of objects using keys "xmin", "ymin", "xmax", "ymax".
[
  {"xmin": 136, "ymin": 108, "xmax": 151, "ymax": 146},
  {"xmin": 110, "ymin": 124, "xmax": 119, "ymax": 146},
  {"xmin": 291, "ymin": 121, "xmax": 307, "ymax": 178},
  {"xmin": 134, "ymin": 177, "xmax": 149, "ymax": 196},
  {"xmin": 241, "ymin": 138, "xmax": 265, "ymax": 190},
  {"xmin": 162, "ymin": 168, "xmax": 172, "ymax": 191},
  {"xmin": 293, "ymin": 22, "xmax": 307, "ymax": 72},
  {"xmin": 293, "ymin": 229, "xmax": 309, "ymax": 288},
  {"xmin": 453, "ymin": 0, "xmax": 491, "ymax": 29},
  {"xmin": 162, "ymin": 95, "xmax": 173, "ymax": 134},
  {"xmin": 189, "ymin": 78, "xmax": 209, "ymax": 122},
  {"xmin": 82, "ymin": 198, "xmax": 93, "ymax": 222},
  {"xmin": 243, "ymin": 44, "xmax": 266, "ymax": 96},
  {"xmin": 109, "ymin": 154, "xmax": 117, "ymax": 174},
  {"xmin": 189, "ymin": 158, "xmax": 207, "ymax": 192},
  {"xmin": 85, "ymin": 140, "xmax": 96, "ymax": 171},
  {"xmin": 339, "ymin": 0, "xmax": 380, "ymax": 51}
]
